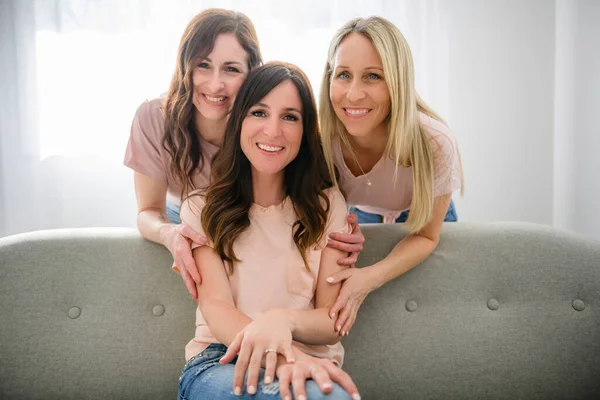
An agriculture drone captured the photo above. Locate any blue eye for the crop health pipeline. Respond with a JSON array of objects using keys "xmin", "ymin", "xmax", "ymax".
[
  {"xmin": 367, "ymin": 73, "xmax": 381, "ymax": 80},
  {"xmin": 337, "ymin": 72, "xmax": 350, "ymax": 79}
]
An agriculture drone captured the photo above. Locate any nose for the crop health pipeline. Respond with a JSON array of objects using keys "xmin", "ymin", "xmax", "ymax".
[
  {"xmin": 345, "ymin": 78, "xmax": 366, "ymax": 103},
  {"xmin": 208, "ymin": 69, "xmax": 225, "ymax": 93},
  {"xmin": 262, "ymin": 116, "xmax": 282, "ymax": 138}
]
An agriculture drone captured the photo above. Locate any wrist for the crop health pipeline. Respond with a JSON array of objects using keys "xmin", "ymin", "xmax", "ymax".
[
  {"xmin": 158, "ymin": 223, "xmax": 175, "ymax": 246},
  {"xmin": 363, "ymin": 265, "xmax": 383, "ymax": 292},
  {"xmin": 268, "ymin": 308, "xmax": 296, "ymax": 332}
]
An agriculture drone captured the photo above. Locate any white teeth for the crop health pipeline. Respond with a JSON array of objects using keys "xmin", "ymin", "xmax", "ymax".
[
  {"xmin": 205, "ymin": 95, "xmax": 226, "ymax": 103},
  {"xmin": 345, "ymin": 108, "xmax": 370, "ymax": 115},
  {"xmin": 257, "ymin": 143, "xmax": 284, "ymax": 152}
]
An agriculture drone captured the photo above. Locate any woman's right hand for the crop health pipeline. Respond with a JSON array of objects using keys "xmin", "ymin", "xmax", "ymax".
[
  {"xmin": 276, "ymin": 354, "xmax": 361, "ymax": 400},
  {"xmin": 160, "ymin": 223, "xmax": 207, "ymax": 299}
]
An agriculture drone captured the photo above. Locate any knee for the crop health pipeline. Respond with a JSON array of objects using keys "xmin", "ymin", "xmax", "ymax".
[{"xmin": 304, "ymin": 381, "xmax": 351, "ymax": 400}]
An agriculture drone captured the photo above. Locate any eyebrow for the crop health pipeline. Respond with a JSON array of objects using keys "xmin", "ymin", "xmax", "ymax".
[
  {"xmin": 335, "ymin": 65, "xmax": 384, "ymax": 72},
  {"xmin": 204, "ymin": 57, "xmax": 244, "ymax": 66},
  {"xmin": 255, "ymin": 102, "xmax": 302, "ymax": 113}
]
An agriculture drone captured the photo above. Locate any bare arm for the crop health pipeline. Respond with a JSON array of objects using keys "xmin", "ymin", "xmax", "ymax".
[
  {"xmin": 134, "ymin": 171, "xmax": 205, "ymax": 297},
  {"xmin": 281, "ymin": 245, "xmax": 349, "ymax": 345}
]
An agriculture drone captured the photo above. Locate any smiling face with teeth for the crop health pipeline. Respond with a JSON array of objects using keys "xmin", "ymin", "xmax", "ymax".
[
  {"xmin": 329, "ymin": 33, "xmax": 391, "ymax": 139},
  {"xmin": 192, "ymin": 33, "xmax": 249, "ymax": 123},
  {"xmin": 240, "ymin": 80, "xmax": 303, "ymax": 180}
]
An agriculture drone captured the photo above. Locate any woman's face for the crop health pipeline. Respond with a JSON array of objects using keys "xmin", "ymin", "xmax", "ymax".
[
  {"xmin": 192, "ymin": 33, "xmax": 249, "ymax": 121},
  {"xmin": 240, "ymin": 80, "xmax": 304, "ymax": 179},
  {"xmin": 329, "ymin": 33, "xmax": 391, "ymax": 138}
]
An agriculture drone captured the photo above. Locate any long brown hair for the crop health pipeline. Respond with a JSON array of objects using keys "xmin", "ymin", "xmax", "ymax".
[
  {"xmin": 162, "ymin": 9, "xmax": 262, "ymax": 198},
  {"xmin": 201, "ymin": 62, "xmax": 333, "ymax": 273}
]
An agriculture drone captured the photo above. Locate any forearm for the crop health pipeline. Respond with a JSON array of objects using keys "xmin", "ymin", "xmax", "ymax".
[
  {"xmin": 202, "ymin": 299, "xmax": 253, "ymax": 347},
  {"xmin": 136, "ymin": 208, "xmax": 172, "ymax": 245},
  {"xmin": 281, "ymin": 308, "xmax": 339, "ymax": 346},
  {"xmin": 368, "ymin": 234, "xmax": 438, "ymax": 289}
]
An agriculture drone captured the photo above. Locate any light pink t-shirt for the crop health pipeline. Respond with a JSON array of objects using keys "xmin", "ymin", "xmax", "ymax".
[
  {"xmin": 124, "ymin": 98, "xmax": 219, "ymax": 205},
  {"xmin": 334, "ymin": 112, "xmax": 462, "ymax": 222},
  {"xmin": 179, "ymin": 187, "xmax": 350, "ymax": 365}
]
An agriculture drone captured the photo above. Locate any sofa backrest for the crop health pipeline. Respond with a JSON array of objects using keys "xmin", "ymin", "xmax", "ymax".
[{"xmin": 1, "ymin": 223, "xmax": 599, "ymax": 399}]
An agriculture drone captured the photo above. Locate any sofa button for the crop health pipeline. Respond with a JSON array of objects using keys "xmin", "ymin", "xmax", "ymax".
[
  {"xmin": 487, "ymin": 299, "xmax": 500, "ymax": 311},
  {"xmin": 68, "ymin": 307, "xmax": 81, "ymax": 319},
  {"xmin": 572, "ymin": 299, "xmax": 585, "ymax": 311},
  {"xmin": 153, "ymin": 305, "xmax": 165, "ymax": 316},
  {"xmin": 405, "ymin": 301, "xmax": 418, "ymax": 312}
]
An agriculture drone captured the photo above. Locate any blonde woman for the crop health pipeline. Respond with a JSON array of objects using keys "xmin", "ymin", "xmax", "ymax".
[{"xmin": 319, "ymin": 16, "xmax": 463, "ymax": 337}]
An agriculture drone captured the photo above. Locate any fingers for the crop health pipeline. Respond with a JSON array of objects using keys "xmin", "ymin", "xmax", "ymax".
[
  {"xmin": 179, "ymin": 266, "xmax": 198, "ymax": 299},
  {"xmin": 329, "ymin": 289, "xmax": 349, "ymax": 320},
  {"xmin": 277, "ymin": 365, "xmax": 293, "ymax": 400},
  {"xmin": 340, "ymin": 303, "xmax": 359, "ymax": 336},
  {"xmin": 327, "ymin": 238, "xmax": 364, "ymax": 254},
  {"xmin": 245, "ymin": 347, "xmax": 265, "ymax": 395},
  {"xmin": 232, "ymin": 339, "xmax": 252, "ymax": 396},
  {"xmin": 326, "ymin": 269, "xmax": 353, "ymax": 285},
  {"xmin": 179, "ymin": 224, "xmax": 207, "ymax": 245},
  {"xmin": 347, "ymin": 212, "xmax": 358, "ymax": 226},
  {"xmin": 335, "ymin": 300, "xmax": 353, "ymax": 336},
  {"xmin": 281, "ymin": 342, "xmax": 296, "ymax": 364},
  {"xmin": 291, "ymin": 366, "xmax": 308, "ymax": 400},
  {"xmin": 309, "ymin": 364, "xmax": 333, "ymax": 394},
  {"xmin": 329, "ymin": 230, "xmax": 364, "ymax": 244},
  {"xmin": 220, "ymin": 332, "xmax": 242, "ymax": 365},
  {"xmin": 263, "ymin": 350, "xmax": 278, "ymax": 385},
  {"xmin": 322, "ymin": 361, "xmax": 361, "ymax": 399},
  {"xmin": 337, "ymin": 253, "xmax": 358, "ymax": 267},
  {"xmin": 176, "ymin": 244, "xmax": 201, "ymax": 284}
]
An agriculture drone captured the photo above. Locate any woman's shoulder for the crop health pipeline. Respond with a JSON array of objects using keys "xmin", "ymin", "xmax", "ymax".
[
  {"xmin": 418, "ymin": 112, "xmax": 457, "ymax": 157},
  {"xmin": 134, "ymin": 96, "xmax": 165, "ymax": 124}
]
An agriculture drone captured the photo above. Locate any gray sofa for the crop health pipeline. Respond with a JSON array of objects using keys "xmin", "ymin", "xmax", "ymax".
[{"xmin": 1, "ymin": 223, "xmax": 599, "ymax": 399}]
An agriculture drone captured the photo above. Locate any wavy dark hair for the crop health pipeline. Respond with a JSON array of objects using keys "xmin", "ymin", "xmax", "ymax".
[
  {"xmin": 162, "ymin": 9, "xmax": 262, "ymax": 198},
  {"xmin": 200, "ymin": 62, "xmax": 333, "ymax": 273}
]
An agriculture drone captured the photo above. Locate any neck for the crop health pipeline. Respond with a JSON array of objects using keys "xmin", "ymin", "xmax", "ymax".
[
  {"xmin": 195, "ymin": 110, "xmax": 227, "ymax": 147},
  {"xmin": 347, "ymin": 122, "xmax": 389, "ymax": 156},
  {"xmin": 251, "ymin": 170, "xmax": 286, "ymax": 208}
]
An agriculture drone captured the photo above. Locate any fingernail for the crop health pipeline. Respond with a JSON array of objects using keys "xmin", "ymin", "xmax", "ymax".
[
  {"xmin": 322, "ymin": 382, "xmax": 332, "ymax": 390},
  {"xmin": 326, "ymin": 277, "xmax": 334, "ymax": 283},
  {"xmin": 298, "ymin": 395, "xmax": 307, "ymax": 400},
  {"xmin": 352, "ymin": 394, "xmax": 362, "ymax": 400},
  {"xmin": 288, "ymin": 358, "xmax": 295, "ymax": 363},
  {"xmin": 284, "ymin": 396, "xmax": 291, "ymax": 400},
  {"xmin": 234, "ymin": 387, "xmax": 242, "ymax": 396},
  {"xmin": 341, "ymin": 331, "xmax": 346, "ymax": 336},
  {"xmin": 345, "ymin": 331, "xmax": 349, "ymax": 336},
  {"xmin": 248, "ymin": 385, "xmax": 256, "ymax": 394},
  {"xmin": 330, "ymin": 312, "xmax": 335, "ymax": 319},
  {"xmin": 337, "ymin": 325, "xmax": 341, "ymax": 332},
  {"xmin": 264, "ymin": 376, "xmax": 272, "ymax": 384}
]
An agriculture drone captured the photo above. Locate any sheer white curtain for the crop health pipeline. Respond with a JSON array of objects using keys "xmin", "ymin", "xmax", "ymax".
[{"xmin": 0, "ymin": 0, "xmax": 449, "ymax": 237}]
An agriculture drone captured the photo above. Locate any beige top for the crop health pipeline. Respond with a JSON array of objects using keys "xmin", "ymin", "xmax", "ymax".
[
  {"xmin": 123, "ymin": 98, "xmax": 219, "ymax": 205},
  {"xmin": 334, "ymin": 112, "xmax": 462, "ymax": 222},
  {"xmin": 179, "ymin": 187, "xmax": 350, "ymax": 365}
]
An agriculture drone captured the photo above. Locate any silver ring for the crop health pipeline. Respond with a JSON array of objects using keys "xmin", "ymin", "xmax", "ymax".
[{"xmin": 264, "ymin": 348, "xmax": 277, "ymax": 354}]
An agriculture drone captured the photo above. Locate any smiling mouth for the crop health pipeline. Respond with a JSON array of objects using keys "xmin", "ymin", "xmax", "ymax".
[
  {"xmin": 203, "ymin": 94, "xmax": 227, "ymax": 104},
  {"xmin": 257, "ymin": 143, "xmax": 284, "ymax": 152},
  {"xmin": 343, "ymin": 108, "xmax": 371, "ymax": 117}
]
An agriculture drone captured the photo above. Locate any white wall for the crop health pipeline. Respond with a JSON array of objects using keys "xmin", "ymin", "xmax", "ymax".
[
  {"xmin": 572, "ymin": 0, "xmax": 600, "ymax": 239},
  {"xmin": 446, "ymin": 0, "xmax": 556, "ymax": 225}
]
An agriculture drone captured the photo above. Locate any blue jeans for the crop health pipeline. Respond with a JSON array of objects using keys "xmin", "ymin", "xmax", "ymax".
[
  {"xmin": 178, "ymin": 344, "xmax": 351, "ymax": 400},
  {"xmin": 350, "ymin": 199, "xmax": 458, "ymax": 224},
  {"xmin": 167, "ymin": 202, "xmax": 181, "ymax": 224}
]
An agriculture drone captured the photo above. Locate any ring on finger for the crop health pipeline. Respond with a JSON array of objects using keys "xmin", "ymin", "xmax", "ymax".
[{"xmin": 264, "ymin": 348, "xmax": 277, "ymax": 354}]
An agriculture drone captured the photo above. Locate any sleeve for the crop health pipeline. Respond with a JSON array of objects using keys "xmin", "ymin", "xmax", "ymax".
[
  {"xmin": 317, "ymin": 187, "xmax": 350, "ymax": 249},
  {"xmin": 426, "ymin": 124, "xmax": 462, "ymax": 197},
  {"xmin": 123, "ymin": 99, "xmax": 168, "ymax": 182}
]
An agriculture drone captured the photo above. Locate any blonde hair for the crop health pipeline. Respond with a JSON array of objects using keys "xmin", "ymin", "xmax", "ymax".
[{"xmin": 319, "ymin": 16, "xmax": 463, "ymax": 233}]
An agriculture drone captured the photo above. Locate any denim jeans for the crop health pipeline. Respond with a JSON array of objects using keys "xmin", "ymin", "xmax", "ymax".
[
  {"xmin": 166, "ymin": 202, "xmax": 181, "ymax": 224},
  {"xmin": 350, "ymin": 199, "xmax": 458, "ymax": 224},
  {"xmin": 178, "ymin": 344, "xmax": 351, "ymax": 400}
]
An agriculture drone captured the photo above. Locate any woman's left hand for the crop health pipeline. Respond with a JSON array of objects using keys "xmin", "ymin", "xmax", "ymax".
[
  {"xmin": 219, "ymin": 310, "xmax": 295, "ymax": 395},
  {"xmin": 327, "ymin": 213, "xmax": 365, "ymax": 266},
  {"xmin": 326, "ymin": 267, "xmax": 377, "ymax": 336}
]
